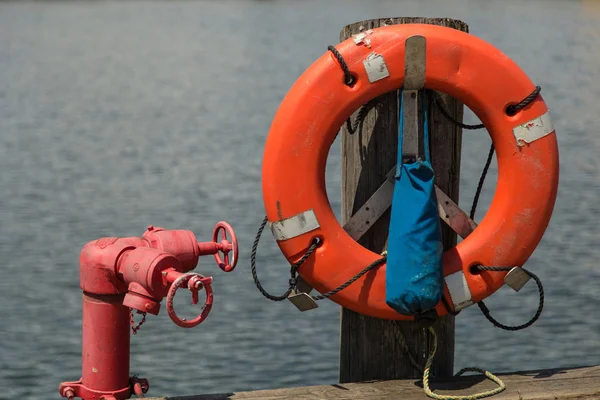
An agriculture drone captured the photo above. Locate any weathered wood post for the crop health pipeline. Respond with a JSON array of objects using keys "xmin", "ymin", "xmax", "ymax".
[{"xmin": 340, "ymin": 17, "xmax": 468, "ymax": 383}]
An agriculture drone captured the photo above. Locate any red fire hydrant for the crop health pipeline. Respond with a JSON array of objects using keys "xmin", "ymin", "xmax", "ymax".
[{"xmin": 59, "ymin": 222, "xmax": 238, "ymax": 400}]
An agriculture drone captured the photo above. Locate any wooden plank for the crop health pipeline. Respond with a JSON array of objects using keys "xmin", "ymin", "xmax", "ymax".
[
  {"xmin": 339, "ymin": 17, "xmax": 468, "ymax": 383},
  {"xmin": 145, "ymin": 365, "xmax": 600, "ymax": 400}
]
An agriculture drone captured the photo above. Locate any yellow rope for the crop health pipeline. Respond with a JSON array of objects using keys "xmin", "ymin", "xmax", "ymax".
[{"xmin": 423, "ymin": 327, "xmax": 506, "ymax": 400}]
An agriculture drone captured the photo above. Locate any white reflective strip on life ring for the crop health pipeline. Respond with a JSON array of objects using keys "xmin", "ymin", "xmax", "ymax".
[
  {"xmin": 270, "ymin": 209, "xmax": 320, "ymax": 241},
  {"xmin": 512, "ymin": 111, "xmax": 555, "ymax": 145},
  {"xmin": 445, "ymin": 270, "xmax": 474, "ymax": 311}
]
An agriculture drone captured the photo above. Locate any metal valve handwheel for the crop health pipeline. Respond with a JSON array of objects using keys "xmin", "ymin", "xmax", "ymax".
[
  {"xmin": 213, "ymin": 221, "xmax": 238, "ymax": 272},
  {"xmin": 166, "ymin": 273, "xmax": 213, "ymax": 328}
]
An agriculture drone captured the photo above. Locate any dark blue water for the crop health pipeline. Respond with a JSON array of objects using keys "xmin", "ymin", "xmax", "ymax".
[{"xmin": 1, "ymin": 0, "xmax": 600, "ymax": 398}]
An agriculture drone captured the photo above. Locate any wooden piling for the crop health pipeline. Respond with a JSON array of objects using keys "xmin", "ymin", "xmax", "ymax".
[{"xmin": 339, "ymin": 17, "xmax": 469, "ymax": 383}]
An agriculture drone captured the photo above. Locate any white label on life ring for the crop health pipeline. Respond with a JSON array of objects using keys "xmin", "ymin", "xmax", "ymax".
[
  {"xmin": 363, "ymin": 53, "xmax": 390, "ymax": 83},
  {"xmin": 445, "ymin": 271, "xmax": 474, "ymax": 311},
  {"xmin": 270, "ymin": 209, "xmax": 320, "ymax": 241},
  {"xmin": 512, "ymin": 111, "xmax": 555, "ymax": 146}
]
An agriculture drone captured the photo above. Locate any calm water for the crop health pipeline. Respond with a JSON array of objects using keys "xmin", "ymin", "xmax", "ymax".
[{"xmin": 1, "ymin": 0, "xmax": 600, "ymax": 398}]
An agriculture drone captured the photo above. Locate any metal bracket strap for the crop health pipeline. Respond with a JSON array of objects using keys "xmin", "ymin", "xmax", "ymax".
[
  {"xmin": 404, "ymin": 35, "xmax": 426, "ymax": 90},
  {"xmin": 402, "ymin": 35, "xmax": 426, "ymax": 163},
  {"xmin": 435, "ymin": 187, "xmax": 478, "ymax": 239},
  {"xmin": 402, "ymin": 90, "xmax": 419, "ymax": 163},
  {"xmin": 343, "ymin": 166, "xmax": 397, "ymax": 241},
  {"xmin": 346, "ymin": 166, "xmax": 477, "ymax": 241}
]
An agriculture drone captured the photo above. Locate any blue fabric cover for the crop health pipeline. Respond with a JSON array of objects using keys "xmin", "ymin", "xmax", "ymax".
[{"xmin": 385, "ymin": 91, "xmax": 444, "ymax": 316}]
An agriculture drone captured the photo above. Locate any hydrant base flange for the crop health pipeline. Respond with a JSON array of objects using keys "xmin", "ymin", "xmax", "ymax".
[{"xmin": 59, "ymin": 379, "xmax": 131, "ymax": 400}]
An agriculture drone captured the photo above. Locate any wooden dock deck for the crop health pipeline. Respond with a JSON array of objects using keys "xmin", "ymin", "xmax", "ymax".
[{"xmin": 147, "ymin": 365, "xmax": 600, "ymax": 400}]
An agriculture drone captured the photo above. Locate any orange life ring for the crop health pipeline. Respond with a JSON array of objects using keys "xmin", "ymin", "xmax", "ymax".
[{"xmin": 261, "ymin": 24, "xmax": 559, "ymax": 320}]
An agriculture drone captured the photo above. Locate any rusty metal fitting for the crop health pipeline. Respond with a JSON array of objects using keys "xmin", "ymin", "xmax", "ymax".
[
  {"xmin": 131, "ymin": 376, "xmax": 149, "ymax": 396},
  {"xmin": 61, "ymin": 387, "xmax": 75, "ymax": 400}
]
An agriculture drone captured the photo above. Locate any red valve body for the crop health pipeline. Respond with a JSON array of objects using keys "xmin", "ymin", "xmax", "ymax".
[{"xmin": 60, "ymin": 226, "xmax": 217, "ymax": 400}]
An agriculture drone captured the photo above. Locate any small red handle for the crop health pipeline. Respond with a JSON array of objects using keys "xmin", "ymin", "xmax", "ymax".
[
  {"xmin": 166, "ymin": 273, "xmax": 213, "ymax": 328},
  {"xmin": 212, "ymin": 221, "xmax": 238, "ymax": 272}
]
